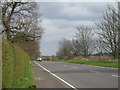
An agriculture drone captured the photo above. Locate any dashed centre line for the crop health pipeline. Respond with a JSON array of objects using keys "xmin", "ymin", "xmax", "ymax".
[
  {"xmin": 89, "ymin": 70, "xmax": 99, "ymax": 73},
  {"xmin": 112, "ymin": 75, "xmax": 120, "ymax": 77},
  {"xmin": 64, "ymin": 65, "xmax": 67, "ymax": 66},
  {"xmin": 34, "ymin": 61, "xmax": 78, "ymax": 90},
  {"xmin": 74, "ymin": 67, "xmax": 78, "ymax": 69}
]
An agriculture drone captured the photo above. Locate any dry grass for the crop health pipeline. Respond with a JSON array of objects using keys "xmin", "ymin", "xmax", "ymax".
[{"xmin": 57, "ymin": 56, "xmax": 118, "ymax": 62}]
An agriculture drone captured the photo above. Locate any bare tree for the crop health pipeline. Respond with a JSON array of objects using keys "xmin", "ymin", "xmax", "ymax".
[
  {"xmin": 96, "ymin": 4, "xmax": 119, "ymax": 59},
  {"xmin": 1, "ymin": 1, "xmax": 43, "ymax": 59},
  {"xmin": 56, "ymin": 38, "xmax": 73, "ymax": 56},
  {"xmin": 12, "ymin": 31, "xmax": 41, "ymax": 60},
  {"xmin": 74, "ymin": 26, "xmax": 94, "ymax": 56},
  {"xmin": 1, "ymin": 1, "xmax": 43, "ymax": 41},
  {"xmin": 71, "ymin": 38, "xmax": 83, "ymax": 56}
]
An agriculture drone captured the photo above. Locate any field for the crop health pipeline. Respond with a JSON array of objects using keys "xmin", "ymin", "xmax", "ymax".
[{"xmin": 51, "ymin": 59, "xmax": 119, "ymax": 68}]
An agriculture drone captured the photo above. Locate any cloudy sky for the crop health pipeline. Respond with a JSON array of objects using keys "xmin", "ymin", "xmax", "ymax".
[{"xmin": 39, "ymin": 2, "xmax": 115, "ymax": 56}]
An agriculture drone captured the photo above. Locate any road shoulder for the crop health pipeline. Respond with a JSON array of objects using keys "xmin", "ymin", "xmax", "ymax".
[{"xmin": 33, "ymin": 61, "xmax": 71, "ymax": 88}]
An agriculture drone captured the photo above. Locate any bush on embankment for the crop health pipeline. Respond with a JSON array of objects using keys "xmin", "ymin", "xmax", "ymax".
[{"xmin": 2, "ymin": 39, "xmax": 30, "ymax": 88}]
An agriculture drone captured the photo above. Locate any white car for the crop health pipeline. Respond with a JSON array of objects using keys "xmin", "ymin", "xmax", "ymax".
[{"xmin": 37, "ymin": 58, "xmax": 42, "ymax": 61}]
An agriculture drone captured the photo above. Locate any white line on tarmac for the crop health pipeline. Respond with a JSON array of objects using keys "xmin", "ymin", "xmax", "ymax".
[
  {"xmin": 89, "ymin": 70, "xmax": 99, "ymax": 73},
  {"xmin": 64, "ymin": 65, "xmax": 67, "ymax": 66},
  {"xmin": 34, "ymin": 61, "xmax": 78, "ymax": 90},
  {"xmin": 112, "ymin": 75, "xmax": 120, "ymax": 77},
  {"xmin": 74, "ymin": 67, "xmax": 78, "ymax": 69}
]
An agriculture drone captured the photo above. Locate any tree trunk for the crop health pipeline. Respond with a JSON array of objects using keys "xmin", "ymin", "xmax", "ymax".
[{"xmin": 6, "ymin": 28, "xmax": 11, "ymax": 41}]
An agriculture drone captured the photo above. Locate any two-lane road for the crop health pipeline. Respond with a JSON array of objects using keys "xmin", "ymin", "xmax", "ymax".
[{"xmin": 34, "ymin": 61, "xmax": 118, "ymax": 89}]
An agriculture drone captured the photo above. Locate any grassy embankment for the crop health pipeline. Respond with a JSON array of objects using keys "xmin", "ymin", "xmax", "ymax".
[
  {"xmin": 2, "ymin": 39, "xmax": 35, "ymax": 88},
  {"xmin": 15, "ymin": 64, "xmax": 35, "ymax": 88},
  {"xmin": 51, "ymin": 59, "xmax": 119, "ymax": 68}
]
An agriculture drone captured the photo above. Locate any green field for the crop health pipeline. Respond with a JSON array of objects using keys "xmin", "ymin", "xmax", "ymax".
[{"xmin": 51, "ymin": 59, "xmax": 119, "ymax": 68}]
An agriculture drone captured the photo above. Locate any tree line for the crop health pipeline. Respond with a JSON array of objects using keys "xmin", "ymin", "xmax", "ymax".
[
  {"xmin": 1, "ymin": 1, "xmax": 43, "ymax": 60},
  {"xmin": 56, "ymin": 2, "xmax": 120, "ymax": 59}
]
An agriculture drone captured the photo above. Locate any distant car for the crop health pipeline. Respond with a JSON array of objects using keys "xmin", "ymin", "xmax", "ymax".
[{"xmin": 37, "ymin": 58, "xmax": 42, "ymax": 61}]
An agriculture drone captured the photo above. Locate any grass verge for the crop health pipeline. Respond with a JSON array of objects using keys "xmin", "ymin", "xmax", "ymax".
[
  {"xmin": 51, "ymin": 59, "xmax": 119, "ymax": 68},
  {"xmin": 15, "ymin": 64, "xmax": 35, "ymax": 88}
]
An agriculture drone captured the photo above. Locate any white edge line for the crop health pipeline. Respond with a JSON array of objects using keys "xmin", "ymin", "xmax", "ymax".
[{"xmin": 34, "ymin": 61, "xmax": 78, "ymax": 90}]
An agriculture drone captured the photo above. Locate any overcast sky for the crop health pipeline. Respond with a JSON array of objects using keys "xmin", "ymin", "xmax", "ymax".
[{"xmin": 39, "ymin": 2, "xmax": 115, "ymax": 56}]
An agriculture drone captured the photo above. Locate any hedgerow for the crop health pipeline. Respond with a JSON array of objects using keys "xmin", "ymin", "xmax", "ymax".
[{"xmin": 2, "ymin": 39, "xmax": 30, "ymax": 88}]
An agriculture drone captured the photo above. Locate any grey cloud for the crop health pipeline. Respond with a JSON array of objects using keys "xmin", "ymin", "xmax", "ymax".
[
  {"xmin": 51, "ymin": 19, "xmax": 96, "ymax": 29},
  {"xmin": 39, "ymin": 2, "xmax": 115, "ymax": 56},
  {"xmin": 39, "ymin": 2, "xmax": 115, "ymax": 21}
]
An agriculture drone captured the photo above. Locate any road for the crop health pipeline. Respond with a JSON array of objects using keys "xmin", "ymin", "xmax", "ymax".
[
  {"xmin": 33, "ymin": 61, "xmax": 71, "ymax": 88},
  {"xmin": 34, "ymin": 61, "xmax": 119, "ymax": 89}
]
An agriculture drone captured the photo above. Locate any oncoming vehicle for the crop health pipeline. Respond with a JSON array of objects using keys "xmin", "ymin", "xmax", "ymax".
[{"xmin": 37, "ymin": 57, "xmax": 42, "ymax": 61}]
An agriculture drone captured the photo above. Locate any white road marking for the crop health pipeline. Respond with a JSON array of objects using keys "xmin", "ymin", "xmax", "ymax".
[
  {"xmin": 74, "ymin": 67, "xmax": 78, "ymax": 69},
  {"xmin": 64, "ymin": 65, "xmax": 67, "ymax": 66},
  {"xmin": 112, "ymin": 75, "xmax": 120, "ymax": 77},
  {"xmin": 34, "ymin": 61, "xmax": 78, "ymax": 90},
  {"xmin": 89, "ymin": 70, "xmax": 99, "ymax": 73}
]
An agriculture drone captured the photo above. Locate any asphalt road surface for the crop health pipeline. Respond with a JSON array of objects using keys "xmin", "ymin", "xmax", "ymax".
[
  {"xmin": 33, "ymin": 62, "xmax": 71, "ymax": 88},
  {"xmin": 34, "ymin": 61, "xmax": 119, "ymax": 89}
]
